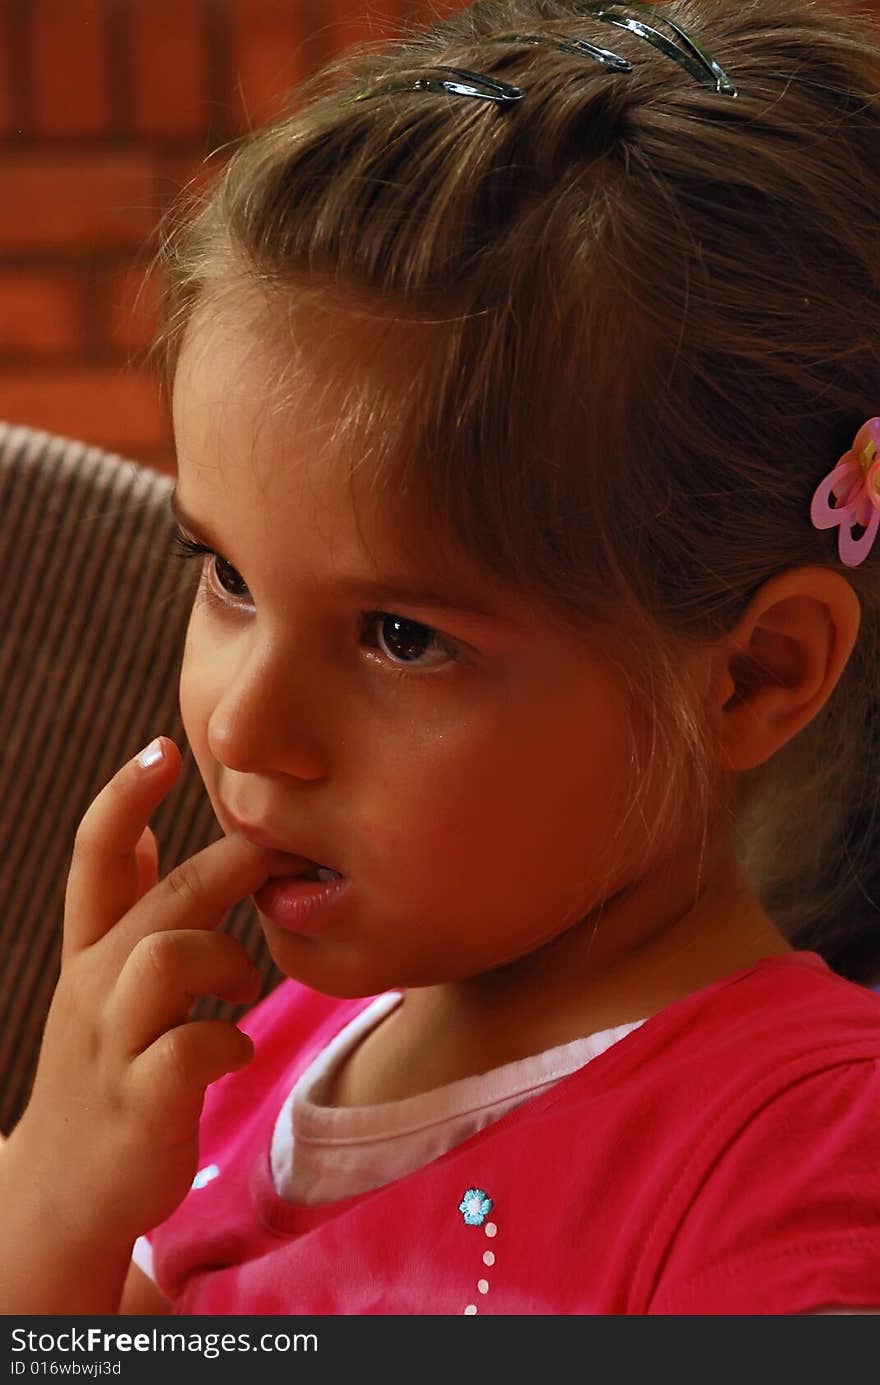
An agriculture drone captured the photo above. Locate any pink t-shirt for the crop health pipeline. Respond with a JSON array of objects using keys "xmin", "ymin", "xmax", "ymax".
[{"xmin": 145, "ymin": 951, "xmax": 880, "ymax": 1314}]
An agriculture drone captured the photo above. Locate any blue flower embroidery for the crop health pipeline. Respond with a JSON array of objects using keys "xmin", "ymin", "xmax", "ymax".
[
  {"xmin": 459, "ymin": 1188, "xmax": 493, "ymax": 1226},
  {"xmin": 191, "ymin": 1163, "xmax": 220, "ymax": 1190}
]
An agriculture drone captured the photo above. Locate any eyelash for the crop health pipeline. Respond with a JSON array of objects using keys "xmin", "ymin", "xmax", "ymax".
[{"xmin": 168, "ymin": 527, "xmax": 461, "ymax": 676}]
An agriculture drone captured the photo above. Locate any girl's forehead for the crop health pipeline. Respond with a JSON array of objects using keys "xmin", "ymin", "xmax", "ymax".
[
  {"xmin": 173, "ymin": 295, "xmax": 426, "ymax": 501},
  {"xmin": 170, "ymin": 287, "xmax": 609, "ymax": 647},
  {"xmin": 175, "ymin": 286, "xmax": 466, "ymax": 528},
  {"xmin": 171, "ymin": 306, "xmax": 515, "ymax": 614}
]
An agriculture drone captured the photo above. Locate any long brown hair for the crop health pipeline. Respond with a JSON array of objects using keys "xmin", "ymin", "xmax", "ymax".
[{"xmin": 148, "ymin": 0, "xmax": 880, "ymax": 982}]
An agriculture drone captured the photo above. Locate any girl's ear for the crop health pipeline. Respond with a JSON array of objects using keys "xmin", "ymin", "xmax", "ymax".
[{"xmin": 710, "ymin": 566, "xmax": 861, "ymax": 774}]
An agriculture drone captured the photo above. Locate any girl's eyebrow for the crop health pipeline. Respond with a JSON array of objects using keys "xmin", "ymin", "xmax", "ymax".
[{"xmin": 168, "ymin": 486, "xmax": 516, "ymax": 626}]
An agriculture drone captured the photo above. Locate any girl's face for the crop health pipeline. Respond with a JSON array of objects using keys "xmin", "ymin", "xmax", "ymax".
[{"xmin": 173, "ymin": 305, "xmax": 685, "ymax": 999}]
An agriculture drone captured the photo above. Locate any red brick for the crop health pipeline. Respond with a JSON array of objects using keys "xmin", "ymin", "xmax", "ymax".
[
  {"xmin": 410, "ymin": 0, "xmax": 464, "ymax": 16},
  {"xmin": 0, "ymin": 153, "xmax": 159, "ymax": 251},
  {"xmin": 321, "ymin": 0, "xmax": 408, "ymax": 57},
  {"xmin": 103, "ymin": 261, "xmax": 163, "ymax": 358},
  {"xmin": 158, "ymin": 147, "xmax": 228, "ymax": 209},
  {"xmin": 131, "ymin": 0, "xmax": 207, "ymax": 138},
  {"xmin": 30, "ymin": 0, "xmax": 109, "ymax": 137},
  {"xmin": 227, "ymin": 0, "xmax": 308, "ymax": 133},
  {"xmin": 135, "ymin": 443, "xmax": 177, "ymax": 477},
  {"xmin": 0, "ymin": 271, "xmax": 83, "ymax": 353},
  {"xmin": 0, "ymin": 368, "xmax": 168, "ymax": 451}
]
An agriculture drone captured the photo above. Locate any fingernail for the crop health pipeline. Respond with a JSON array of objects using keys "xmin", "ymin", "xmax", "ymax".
[{"xmin": 137, "ymin": 737, "xmax": 165, "ymax": 769}]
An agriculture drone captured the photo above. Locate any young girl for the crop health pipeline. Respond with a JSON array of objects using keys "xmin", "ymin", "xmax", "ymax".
[{"xmin": 3, "ymin": 0, "xmax": 880, "ymax": 1315}]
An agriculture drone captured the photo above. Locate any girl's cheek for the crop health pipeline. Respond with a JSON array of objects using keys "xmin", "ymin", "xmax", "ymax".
[
  {"xmin": 178, "ymin": 639, "xmax": 217, "ymax": 773},
  {"xmin": 178, "ymin": 651, "xmax": 200, "ymax": 744}
]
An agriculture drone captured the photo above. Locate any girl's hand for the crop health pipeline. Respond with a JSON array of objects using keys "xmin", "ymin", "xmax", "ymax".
[{"xmin": 8, "ymin": 737, "xmax": 271, "ymax": 1250}]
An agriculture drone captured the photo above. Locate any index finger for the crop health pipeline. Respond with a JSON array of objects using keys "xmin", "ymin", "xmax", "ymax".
[{"xmin": 62, "ymin": 738, "xmax": 268, "ymax": 961}]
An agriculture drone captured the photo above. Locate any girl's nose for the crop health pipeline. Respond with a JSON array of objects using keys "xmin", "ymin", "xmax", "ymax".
[{"xmin": 206, "ymin": 653, "xmax": 328, "ymax": 782}]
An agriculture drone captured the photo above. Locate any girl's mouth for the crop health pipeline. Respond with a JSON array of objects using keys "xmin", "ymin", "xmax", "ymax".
[
  {"xmin": 264, "ymin": 850, "xmax": 344, "ymax": 883},
  {"xmin": 254, "ymin": 869, "xmax": 350, "ymax": 934},
  {"xmin": 299, "ymin": 862, "xmax": 343, "ymax": 883}
]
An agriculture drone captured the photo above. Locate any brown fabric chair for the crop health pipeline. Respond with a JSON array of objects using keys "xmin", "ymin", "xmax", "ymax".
[{"xmin": 0, "ymin": 422, "xmax": 284, "ymax": 1136}]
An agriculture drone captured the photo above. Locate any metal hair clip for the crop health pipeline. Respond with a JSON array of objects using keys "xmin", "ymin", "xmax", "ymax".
[
  {"xmin": 485, "ymin": 31, "xmax": 633, "ymax": 74},
  {"xmin": 348, "ymin": 65, "xmax": 525, "ymax": 105},
  {"xmin": 580, "ymin": 2, "xmax": 738, "ymax": 96},
  {"xmin": 347, "ymin": 5, "xmax": 736, "ymax": 108}
]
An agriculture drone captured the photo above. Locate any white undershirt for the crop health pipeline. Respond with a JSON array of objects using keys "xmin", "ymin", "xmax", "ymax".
[
  {"xmin": 133, "ymin": 995, "xmax": 647, "ymax": 1281},
  {"xmin": 272, "ymin": 992, "xmax": 647, "ymax": 1204}
]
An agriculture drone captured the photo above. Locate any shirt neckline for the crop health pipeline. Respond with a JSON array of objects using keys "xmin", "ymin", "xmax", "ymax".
[{"xmin": 290, "ymin": 1002, "xmax": 648, "ymax": 1143}]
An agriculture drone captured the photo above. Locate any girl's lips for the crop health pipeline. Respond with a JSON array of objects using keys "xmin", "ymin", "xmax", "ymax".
[{"xmin": 253, "ymin": 873, "xmax": 350, "ymax": 935}]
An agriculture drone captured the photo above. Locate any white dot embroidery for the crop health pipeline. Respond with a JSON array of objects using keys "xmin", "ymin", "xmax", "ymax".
[
  {"xmin": 461, "ymin": 1194, "xmax": 498, "ymax": 1314},
  {"xmin": 191, "ymin": 1163, "xmax": 219, "ymax": 1190}
]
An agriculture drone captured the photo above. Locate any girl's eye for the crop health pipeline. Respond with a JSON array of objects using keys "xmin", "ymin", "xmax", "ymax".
[
  {"xmin": 169, "ymin": 528, "xmax": 460, "ymax": 673},
  {"xmin": 361, "ymin": 612, "xmax": 458, "ymax": 671}
]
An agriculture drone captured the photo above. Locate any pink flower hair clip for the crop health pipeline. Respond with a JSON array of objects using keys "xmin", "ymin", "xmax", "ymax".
[{"xmin": 810, "ymin": 418, "xmax": 880, "ymax": 568}]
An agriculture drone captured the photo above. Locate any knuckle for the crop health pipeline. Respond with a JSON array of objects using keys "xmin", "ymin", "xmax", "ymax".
[
  {"xmin": 165, "ymin": 857, "xmax": 202, "ymax": 905},
  {"xmin": 136, "ymin": 930, "xmax": 182, "ymax": 983}
]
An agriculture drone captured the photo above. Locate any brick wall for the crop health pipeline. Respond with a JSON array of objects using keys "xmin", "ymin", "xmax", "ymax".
[{"xmin": 0, "ymin": 0, "xmax": 460, "ymax": 476}]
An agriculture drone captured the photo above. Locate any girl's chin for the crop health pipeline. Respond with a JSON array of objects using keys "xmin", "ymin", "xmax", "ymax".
[
  {"xmin": 254, "ymin": 916, "xmax": 402, "ymax": 999},
  {"xmin": 254, "ymin": 916, "xmax": 477, "ymax": 998}
]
